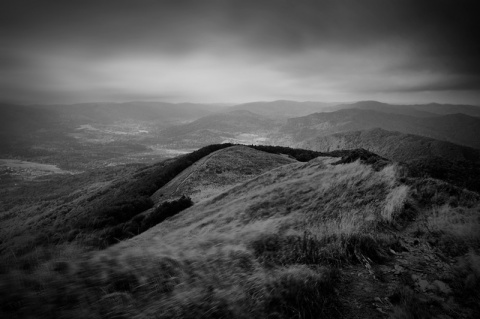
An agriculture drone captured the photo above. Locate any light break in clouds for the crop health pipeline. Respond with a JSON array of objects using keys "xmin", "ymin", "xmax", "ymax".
[{"xmin": 1, "ymin": 0, "xmax": 480, "ymax": 105}]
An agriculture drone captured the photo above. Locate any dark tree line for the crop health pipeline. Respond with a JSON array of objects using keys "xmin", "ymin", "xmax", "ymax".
[{"xmin": 103, "ymin": 196, "xmax": 193, "ymax": 244}]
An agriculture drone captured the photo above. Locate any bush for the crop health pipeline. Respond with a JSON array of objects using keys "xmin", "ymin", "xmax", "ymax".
[
  {"xmin": 101, "ymin": 196, "xmax": 193, "ymax": 245},
  {"xmin": 331, "ymin": 148, "xmax": 390, "ymax": 171},
  {"xmin": 141, "ymin": 195, "xmax": 193, "ymax": 232},
  {"xmin": 452, "ymin": 251, "xmax": 480, "ymax": 314},
  {"xmin": 341, "ymin": 233, "xmax": 391, "ymax": 264},
  {"xmin": 250, "ymin": 231, "xmax": 324, "ymax": 267},
  {"xmin": 249, "ymin": 145, "xmax": 326, "ymax": 162},
  {"xmin": 389, "ymin": 286, "xmax": 430, "ymax": 319},
  {"xmin": 264, "ymin": 266, "xmax": 340, "ymax": 319},
  {"xmin": 78, "ymin": 144, "xmax": 234, "ymax": 231},
  {"xmin": 102, "ymin": 196, "xmax": 154, "ymax": 225}
]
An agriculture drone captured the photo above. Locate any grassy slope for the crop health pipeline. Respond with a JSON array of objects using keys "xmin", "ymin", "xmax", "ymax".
[
  {"xmin": 0, "ymin": 144, "xmax": 237, "ymax": 257},
  {"xmin": 0, "ymin": 164, "xmax": 145, "ymax": 256},
  {"xmin": 3, "ymin": 157, "xmax": 408, "ymax": 318},
  {"xmin": 151, "ymin": 145, "xmax": 297, "ymax": 203},
  {"xmin": 129, "ymin": 158, "xmax": 401, "ymax": 249},
  {"xmin": 0, "ymin": 144, "xmax": 315, "ymax": 258},
  {"xmin": 300, "ymin": 128, "xmax": 480, "ymax": 194},
  {"xmin": 1, "ymin": 148, "xmax": 479, "ymax": 318}
]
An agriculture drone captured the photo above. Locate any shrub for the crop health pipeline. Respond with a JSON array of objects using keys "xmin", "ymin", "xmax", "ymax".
[
  {"xmin": 101, "ymin": 196, "xmax": 193, "ymax": 245},
  {"xmin": 318, "ymin": 233, "xmax": 395, "ymax": 266},
  {"xmin": 382, "ymin": 185, "xmax": 409, "ymax": 222},
  {"xmin": 159, "ymin": 286, "xmax": 234, "ymax": 319},
  {"xmin": 249, "ymin": 145, "xmax": 326, "ymax": 162},
  {"xmin": 389, "ymin": 286, "xmax": 430, "ymax": 319},
  {"xmin": 452, "ymin": 250, "xmax": 480, "ymax": 314},
  {"xmin": 141, "ymin": 195, "xmax": 193, "ymax": 232},
  {"xmin": 264, "ymin": 265, "xmax": 340, "ymax": 319},
  {"xmin": 105, "ymin": 196, "xmax": 154, "ymax": 224},
  {"xmin": 421, "ymin": 204, "xmax": 480, "ymax": 256},
  {"xmin": 250, "ymin": 231, "xmax": 324, "ymax": 266}
]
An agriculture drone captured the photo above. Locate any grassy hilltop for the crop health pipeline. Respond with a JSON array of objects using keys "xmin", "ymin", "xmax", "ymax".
[{"xmin": 1, "ymin": 145, "xmax": 479, "ymax": 318}]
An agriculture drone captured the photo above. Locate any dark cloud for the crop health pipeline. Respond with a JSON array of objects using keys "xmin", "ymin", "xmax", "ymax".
[{"xmin": 1, "ymin": 0, "xmax": 479, "ymax": 104}]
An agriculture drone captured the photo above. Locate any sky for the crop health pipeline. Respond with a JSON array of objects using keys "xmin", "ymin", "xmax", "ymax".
[{"xmin": 1, "ymin": 0, "xmax": 480, "ymax": 105}]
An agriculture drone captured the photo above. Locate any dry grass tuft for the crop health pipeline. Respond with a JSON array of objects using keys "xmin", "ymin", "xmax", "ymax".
[
  {"xmin": 427, "ymin": 205, "xmax": 480, "ymax": 242},
  {"xmin": 389, "ymin": 286, "xmax": 430, "ymax": 319},
  {"xmin": 421, "ymin": 204, "xmax": 480, "ymax": 257},
  {"xmin": 382, "ymin": 185, "xmax": 409, "ymax": 222}
]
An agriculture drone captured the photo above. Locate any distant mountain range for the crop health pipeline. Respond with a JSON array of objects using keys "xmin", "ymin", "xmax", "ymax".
[
  {"xmin": 282, "ymin": 108, "xmax": 480, "ymax": 149},
  {"xmin": 228, "ymin": 100, "xmax": 337, "ymax": 118},
  {"xmin": 3, "ymin": 99, "xmax": 480, "ymax": 170},
  {"xmin": 328, "ymin": 100, "xmax": 480, "ymax": 118},
  {"xmin": 300, "ymin": 128, "xmax": 480, "ymax": 163}
]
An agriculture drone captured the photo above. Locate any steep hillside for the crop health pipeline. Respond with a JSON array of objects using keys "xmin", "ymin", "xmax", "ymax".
[
  {"xmin": 152, "ymin": 146, "xmax": 296, "ymax": 203},
  {"xmin": 112, "ymin": 156, "xmax": 412, "ymax": 319},
  {"xmin": 301, "ymin": 128, "xmax": 480, "ymax": 163},
  {"xmin": 229, "ymin": 100, "xmax": 336, "ymax": 118},
  {"xmin": 157, "ymin": 110, "xmax": 279, "ymax": 148},
  {"xmin": 5, "ymin": 151, "xmax": 479, "ymax": 318},
  {"xmin": 131, "ymin": 156, "xmax": 401, "ymax": 249},
  {"xmin": 281, "ymin": 108, "xmax": 480, "ymax": 149},
  {"xmin": 0, "ymin": 144, "xmax": 324, "ymax": 258},
  {"xmin": 0, "ymin": 144, "xmax": 239, "ymax": 256},
  {"xmin": 300, "ymin": 128, "xmax": 480, "ymax": 193}
]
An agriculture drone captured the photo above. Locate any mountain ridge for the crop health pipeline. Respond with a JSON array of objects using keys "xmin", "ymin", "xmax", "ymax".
[
  {"xmin": 1, "ymin": 144, "xmax": 479, "ymax": 318},
  {"xmin": 282, "ymin": 108, "xmax": 480, "ymax": 149},
  {"xmin": 228, "ymin": 100, "xmax": 337, "ymax": 118},
  {"xmin": 151, "ymin": 145, "xmax": 297, "ymax": 204},
  {"xmin": 300, "ymin": 127, "xmax": 480, "ymax": 163},
  {"xmin": 328, "ymin": 100, "xmax": 480, "ymax": 117}
]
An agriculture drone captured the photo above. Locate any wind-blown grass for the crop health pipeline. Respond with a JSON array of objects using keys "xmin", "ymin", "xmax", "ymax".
[
  {"xmin": 421, "ymin": 204, "xmax": 480, "ymax": 257},
  {"xmin": 1, "ymin": 158, "xmax": 412, "ymax": 318}
]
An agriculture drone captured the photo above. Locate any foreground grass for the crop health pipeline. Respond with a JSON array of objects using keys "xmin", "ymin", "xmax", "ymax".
[
  {"xmin": 2, "ymin": 156, "xmax": 479, "ymax": 318},
  {"xmin": 0, "ymin": 144, "xmax": 326, "ymax": 258},
  {"xmin": 1, "ymin": 246, "xmax": 340, "ymax": 319},
  {"xmin": 0, "ymin": 159, "xmax": 402, "ymax": 318}
]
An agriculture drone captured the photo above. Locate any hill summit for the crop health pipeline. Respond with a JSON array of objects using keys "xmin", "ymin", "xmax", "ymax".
[
  {"xmin": 151, "ymin": 145, "xmax": 296, "ymax": 203},
  {"xmin": 1, "ymin": 145, "xmax": 479, "ymax": 319}
]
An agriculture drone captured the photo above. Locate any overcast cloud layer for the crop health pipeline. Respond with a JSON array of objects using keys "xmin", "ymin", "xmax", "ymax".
[{"xmin": 1, "ymin": 0, "xmax": 479, "ymax": 105}]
